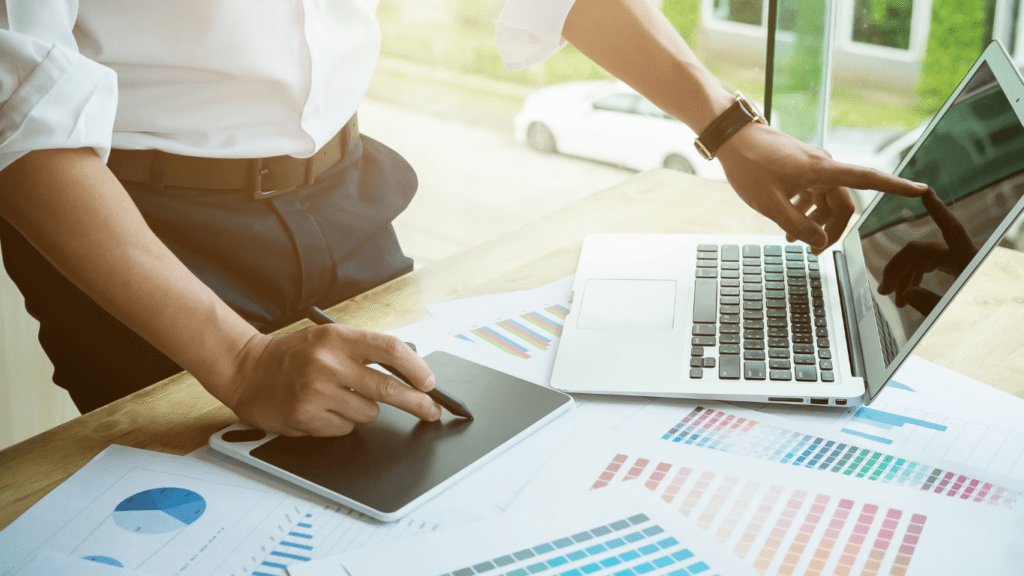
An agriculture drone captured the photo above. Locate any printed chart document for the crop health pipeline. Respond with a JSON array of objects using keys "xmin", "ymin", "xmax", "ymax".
[
  {"xmin": 291, "ymin": 484, "xmax": 757, "ymax": 576},
  {"xmin": 513, "ymin": 436, "xmax": 1023, "ymax": 576},
  {"xmin": 0, "ymin": 446, "xmax": 436, "ymax": 576}
]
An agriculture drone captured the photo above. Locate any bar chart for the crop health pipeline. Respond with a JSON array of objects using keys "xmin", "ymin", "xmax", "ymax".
[
  {"xmin": 454, "ymin": 302, "xmax": 569, "ymax": 360},
  {"xmin": 592, "ymin": 452, "xmax": 928, "ymax": 576},
  {"xmin": 658, "ymin": 407, "xmax": 1019, "ymax": 508}
]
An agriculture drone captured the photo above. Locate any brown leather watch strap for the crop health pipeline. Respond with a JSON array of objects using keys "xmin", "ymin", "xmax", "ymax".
[{"xmin": 693, "ymin": 92, "xmax": 766, "ymax": 161}]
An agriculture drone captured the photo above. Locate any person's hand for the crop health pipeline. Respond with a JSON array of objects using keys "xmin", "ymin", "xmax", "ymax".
[
  {"xmin": 223, "ymin": 324, "xmax": 440, "ymax": 437},
  {"xmin": 877, "ymin": 187, "xmax": 979, "ymax": 316},
  {"xmin": 715, "ymin": 123, "xmax": 929, "ymax": 253}
]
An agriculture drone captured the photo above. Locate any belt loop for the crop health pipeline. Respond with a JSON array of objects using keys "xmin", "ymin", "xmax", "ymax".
[
  {"xmin": 304, "ymin": 156, "xmax": 316, "ymax": 187},
  {"xmin": 252, "ymin": 157, "xmax": 267, "ymax": 193},
  {"xmin": 149, "ymin": 151, "xmax": 169, "ymax": 191}
]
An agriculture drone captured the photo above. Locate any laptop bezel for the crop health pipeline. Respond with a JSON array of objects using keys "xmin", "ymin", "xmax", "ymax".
[{"xmin": 837, "ymin": 40, "xmax": 1024, "ymax": 404}]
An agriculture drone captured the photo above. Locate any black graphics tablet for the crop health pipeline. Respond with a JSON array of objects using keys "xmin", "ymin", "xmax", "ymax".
[{"xmin": 209, "ymin": 352, "xmax": 574, "ymax": 521}]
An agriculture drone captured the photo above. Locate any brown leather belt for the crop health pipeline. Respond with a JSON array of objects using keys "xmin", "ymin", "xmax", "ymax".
[{"xmin": 107, "ymin": 114, "xmax": 359, "ymax": 199}]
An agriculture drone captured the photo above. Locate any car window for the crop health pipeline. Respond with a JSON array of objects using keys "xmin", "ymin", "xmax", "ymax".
[
  {"xmin": 592, "ymin": 93, "xmax": 639, "ymax": 113},
  {"xmin": 635, "ymin": 97, "xmax": 673, "ymax": 120}
]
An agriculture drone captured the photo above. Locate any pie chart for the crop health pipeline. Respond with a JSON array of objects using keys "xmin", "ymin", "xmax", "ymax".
[{"xmin": 112, "ymin": 487, "xmax": 207, "ymax": 534}]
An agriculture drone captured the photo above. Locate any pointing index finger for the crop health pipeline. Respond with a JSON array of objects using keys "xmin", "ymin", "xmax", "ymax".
[{"xmin": 817, "ymin": 160, "xmax": 929, "ymax": 198}]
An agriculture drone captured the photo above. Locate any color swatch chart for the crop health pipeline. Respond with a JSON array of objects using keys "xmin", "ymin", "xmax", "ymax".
[
  {"xmin": 454, "ymin": 301, "xmax": 569, "ymax": 359},
  {"xmin": 592, "ymin": 453, "xmax": 927, "ymax": 576},
  {"xmin": 659, "ymin": 407, "xmax": 1019, "ymax": 508},
  {"xmin": 435, "ymin": 513, "xmax": 723, "ymax": 576}
]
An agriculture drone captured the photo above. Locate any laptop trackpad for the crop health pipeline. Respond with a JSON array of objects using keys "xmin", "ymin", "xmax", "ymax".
[{"xmin": 576, "ymin": 279, "xmax": 676, "ymax": 330}]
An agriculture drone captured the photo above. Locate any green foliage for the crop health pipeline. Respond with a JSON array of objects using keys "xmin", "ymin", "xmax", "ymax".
[
  {"xmin": 917, "ymin": 0, "xmax": 987, "ymax": 114},
  {"xmin": 661, "ymin": 0, "xmax": 702, "ymax": 45},
  {"xmin": 852, "ymin": 0, "xmax": 913, "ymax": 49}
]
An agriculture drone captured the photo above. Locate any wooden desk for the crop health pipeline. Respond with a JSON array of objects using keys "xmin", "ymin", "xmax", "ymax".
[{"xmin": 2, "ymin": 169, "xmax": 1023, "ymax": 529}]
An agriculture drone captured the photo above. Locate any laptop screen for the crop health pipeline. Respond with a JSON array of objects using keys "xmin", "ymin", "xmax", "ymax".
[{"xmin": 856, "ymin": 60, "xmax": 1024, "ymax": 367}]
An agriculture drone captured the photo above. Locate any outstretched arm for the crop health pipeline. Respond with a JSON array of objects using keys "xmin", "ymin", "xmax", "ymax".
[{"xmin": 561, "ymin": 0, "xmax": 928, "ymax": 251}]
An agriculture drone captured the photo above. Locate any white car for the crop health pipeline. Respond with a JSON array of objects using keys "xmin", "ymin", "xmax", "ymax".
[{"xmin": 513, "ymin": 80, "xmax": 729, "ymax": 180}]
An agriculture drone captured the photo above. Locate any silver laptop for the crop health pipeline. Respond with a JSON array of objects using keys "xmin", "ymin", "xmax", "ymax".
[{"xmin": 551, "ymin": 41, "xmax": 1024, "ymax": 407}]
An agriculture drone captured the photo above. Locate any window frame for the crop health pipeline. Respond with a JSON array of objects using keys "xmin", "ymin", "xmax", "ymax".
[{"xmin": 835, "ymin": 0, "xmax": 933, "ymax": 63}]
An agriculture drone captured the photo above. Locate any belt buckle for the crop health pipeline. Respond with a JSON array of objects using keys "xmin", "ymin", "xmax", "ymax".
[{"xmin": 252, "ymin": 158, "xmax": 298, "ymax": 200}]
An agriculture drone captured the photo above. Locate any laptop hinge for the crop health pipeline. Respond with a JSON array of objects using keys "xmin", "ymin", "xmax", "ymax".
[{"xmin": 833, "ymin": 251, "xmax": 866, "ymax": 378}]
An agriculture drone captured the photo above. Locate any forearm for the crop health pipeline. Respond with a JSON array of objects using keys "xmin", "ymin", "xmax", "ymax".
[
  {"xmin": 562, "ymin": 0, "xmax": 734, "ymax": 133},
  {"xmin": 0, "ymin": 148, "xmax": 258, "ymax": 406}
]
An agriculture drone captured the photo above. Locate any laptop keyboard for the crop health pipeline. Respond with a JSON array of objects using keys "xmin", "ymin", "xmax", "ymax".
[{"xmin": 689, "ymin": 244, "xmax": 835, "ymax": 383}]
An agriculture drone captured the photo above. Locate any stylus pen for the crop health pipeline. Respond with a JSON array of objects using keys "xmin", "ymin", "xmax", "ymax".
[{"xmin": 305, "ymin": 307, "xmax": 474, "ymax": 419}]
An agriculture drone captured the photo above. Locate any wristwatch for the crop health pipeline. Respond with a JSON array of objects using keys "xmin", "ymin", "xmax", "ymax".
[{"xmin": 693, "ymin": 91, "xmax": 768, "ymax": 161}]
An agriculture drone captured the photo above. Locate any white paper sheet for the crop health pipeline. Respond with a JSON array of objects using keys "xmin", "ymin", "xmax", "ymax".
[
  {"xmin": 16, "ymin": 551, "xmax": 151, "ymax": 576},
  {"xmin": 512, "ymin": 436, "xmax": 1023, "ymax": 576},
  {"xmin": 0, "ymin": 446, "xmax": 436, "ymax": 576},
  {"xmin": 291, "ymin": 483, "xmax": 758, "ymax": 576}
]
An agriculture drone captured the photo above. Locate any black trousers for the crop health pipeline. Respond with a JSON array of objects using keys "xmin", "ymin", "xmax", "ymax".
[{"xmin": 0, "ymin": 135, "xmax": 417, "ymax": 413}]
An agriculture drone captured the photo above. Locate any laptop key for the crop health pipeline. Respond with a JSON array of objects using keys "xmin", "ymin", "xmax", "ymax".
[
  {"xmin": 807, "ymin": 253, "xmax": 818, "ymax": 262},
  {"xmin": 703, "ymin": 357, "xmax": 716, "ymax": 368},
  {"xmin": 721, "ymin": 287, "xmax": 740, "ymax": 296},
  {"xmin": 690, "ymin": 357, "xmax": 703, "ymax": 367},
  {"xmin": 742, "ymin": 292, "xmax": 762, "ymax": 301},
  {"xmin": 722, "ymin": 262, "xmax": 740, "ymax": 270},
  {"xmin": 817, "ymin": 338, "xmax": 830, "ymax": 348},
  {"xmin": 770, "ymin": 369, "xmax": 793, "ymax": 381},
  {"xmin": 789, "ymin": 286, "xmax": 808, "ymax": 295},
  {"xmin": 742, "ymin": 274, "xmax": 761, "ymax": 283},
  {"xmin": 719, "ymin": 355, "xmax": 741, "ymax": 379},
  {"xmin": 744, "ymin": 350, "xmax": 766, "ymax": 360},
  {"xmin": 720, "ymin": 334, "xmax": 740, "ymax": 344},
  {"xmin": 744, "ymin": 361, "xmax": 767, "ymax": 380},
  {"xmin": 720, "ymin": 344, "xmax": 741, "ymax": 354},
  {"xmin": 814, "ymin": 317, "xmax": 827, "ymax": 327},
  {"xmin": 744, "ymin": 329, "xmax": 765, "ymax": 339},
  {"xmin": 697, "ymin": 268, "xmax": 717, "ymax": 278},
  {"xmin": 722, "ymin": 279, "xmax": 740, "ymax": 287},
  {"xmin": 795, "ymin": 366, "xmax": 818, "ymax": 381},
  {"xmin": 795, "ymin": 354, "xmax": 816, "ymax": 365},
  {"xmin": 693, "ymin": 324, "xmax": 716, "ymax": 336},
  {"xmin": 743, "ymin": 319, "xmax": 764, "ymax": 330},
  {"xmin": 765, "ymin": 264, "xmax": 784, "ymax": 273},
  {"xmin": 743, "ymin": 245, "xmax": 761, "ymax": 258},
  {"xmin": 696, "ymin": 260, "xmax": 717, "ymax": 268},
  {"xmin": 794, "ymin": 343, "xmax": 814, "ymax": 354},
  {"xmin": 721, "ymin": 296, "xmax": 740, "ymax": 305},
  {"xmin": 768, "ymin": 337, "xmax": 788, "ymax": 348},
  {"xmin": 693, "ymin": 278, "xmax": 717, "ymax": 323},
  {"xmin": 785, "ymin": 252, "xmax": 805, "ymax": 261},
  {"xmin": 720, "ymin": 305, "xmax": 740, "ymax": 315},
  {"xmin": 821, "ymin": 371, "xmax": 835, "ymax": 382},
  {"xmin": 767, "ymin": 309, "xmax": 786, "ymax": 318},
  {"xmin": 742, "ymin": 301, "xmax": 763, "ymax": 310},
  {"xmin": 816, "ymin": 327, "xmax": 829, "ymax": 337},
  {"xmin": 722, "ymin": 245, "xmax": 740, "ymax": 261},
  {"xmin": 765, "ymin": 273, "xmax": 784, "ymax": 282},
  {"xmin": 766, "ymin": 299, "xmax": 786, "ymax": 309},
  {"xmin": 769, "ymin": 348, "xmax": 790, "ymax": 358},
  {"xmin": 722, "ymin": 270, "xmax": 740, "ymax": 279},
  {"xmin": 785, "ymin": 245, "xmax": 803, "ymax": 253},
  {"xmin": 743, "ymin": 340, "xmax": 765, "ymax": 350},
  {"xmin": 767, "ymin": 327, "xmax": 789, "ymax": 337},
  {"xmin": 820, "ymin": 359, "xmax": 833, "ymax": 370},
  {"xmin": 792, "ymin": 334, "xmax": 813, "ymax": 344},
  {"xmin": 742, "ymin": 266, "xmax": 761, "ymax": 275},
  {"xmin": 767, "ymin": 318, "xmax": 788, "ymax": 328},
  {"xmin": 743, "ymin": 310, "xmax": 763, "ymax": 319},
  {"xmin": 764, "ymin": 245, "xmax": 782, "ymax": 256},
  {"xmin": 743, "ymin": 283, "xmax": 763, "ymax": 292},
  {"xmin": 818, "ymin": 349, "xmax": 831, "ymax": 359},
  {"xmin": 697, "ymin": 243, "xmax": 718, "ymax": 252},
  {"xmin": 721, "ymin": 315, "xmax": 740, "ymax": 324},
  {"xmin": 720, "ymin": 324, "xmax": 741, "ymax": 334},
  {"xmin": 692, "ymin": 336, "xmax": 716, "ymax": 346},
  {"xmin": 691, "ymin": 346, "xmax": 704, "ymax": 356},
  {"xmin": 690, "ymin": 367, "xmax": 703, "ymax": 378},
  {"xmin": 769, "ymin": 359, "xmax": 791, "ymax": 370}
]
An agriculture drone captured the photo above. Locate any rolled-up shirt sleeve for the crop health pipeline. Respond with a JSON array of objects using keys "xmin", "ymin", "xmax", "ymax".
[
  {"xmin": 495, "ymin": 0, "xmax": 577, "ymax": 71},
  {"xmin": 0, "ymin": 0, "xmax": 118, "ymax": 173}
]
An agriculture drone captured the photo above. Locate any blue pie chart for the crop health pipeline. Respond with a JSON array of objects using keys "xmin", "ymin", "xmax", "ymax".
[{"xmin": 112, "ymin": 487, "xmax": 207, "ymax": 534}]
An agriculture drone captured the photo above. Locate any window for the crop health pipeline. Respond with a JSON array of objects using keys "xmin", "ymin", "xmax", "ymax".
[
  {"xmin": 851, "ymin": 0, "xmax": 913, "ymax": 50},
  {"xmin": 712, "ymin": 0, "xmax": 764, "ymax": 26},
  {"xmin": 593, "ymin": 93, "xmax": 639, "ymax": 113}
]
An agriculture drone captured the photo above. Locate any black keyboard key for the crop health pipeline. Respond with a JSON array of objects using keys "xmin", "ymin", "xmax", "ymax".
[
  {"xmin": 693, "ymin": 278, "xmax": 717, "ymax": 323},
  {"xmin": 821, "ymin": 371, "xmax": 835, "ymax": 382},
  {"xmin": 703, "ymin": 357, "xmax": 716, "ymax": 368},
  {"xmin": 789, "ymin": 286, "xmax": 808, "ymax": 295},
  {"xmin": 742, "ymin": 257, "xmax": 761, "ymax": 266},
  {"xmin": 792, "ymin": 323, "xmax": 812, "ymax": 333},
  {"xmin": 722, "ymin": 245, "xmax": 740, "ymax": 261},
  {"xmin": 766, "ymin": 273, "xmax": 784, "ymax": 282},
  {"xmin": 769, "ymin": 348, "xmax": 790, "ymax": 358},
  {"xmin": 722, "ymin": 279, "xmax": 740, "ymax": 287},
  {"xmin": 766, "ymin": 290, "xmax": 785, "ymax": 299},
  {"xmin": 785, "ymin": 245, "xmax": 803, "ymax": 253},
  {"xmin": 721, "ymin": 262, "xmax": 740, "ymax": 270},
  {"xmin": 764, "ymin": 245, "xmax": 782, "ymax": 256},
  {"xmin": 744, "ymin": 350, "xmax": 766, "ymax": 360},
  {"xmin": 696, "ymin": 260, "xmax": 717, "ymax": 268},
  {"xmin": 719, "ymin": 355, "xmax": 741, "ymax": 379},
  {"xmin": 720, "ymin": 344, "xmax": 741, "ymax": 354},
  {"xmin": 791, "ymin": 304, "xmax": 810, "ymax": 314},
  {"xmin": 786, "ymin": 261, "xmax": 805, "ymax": 269},
  {"xmin": 809, "ymin": 271, "xmax": 821, "ymax": 279},
  {"xmin": 743, "ymin": 283, "xmax": 763, "ymax": 292},
  {"xmin": 767, "ymin": 309, "xmax": 786, "ymax": 318},
  {"xmin": 721, "ymin": 287, "xmax": 740, "ymax": 296},
  {"xmin": 768, "ymin": 337, "xmax": 789, "ymax": 348},
  {"xmin": 697, "ymin": 268, "xmax": 717, "ymax": 278},
  {"xmin": 691, "ymin": 346, "xmax": 704, "ymax": 356},
  {"xmin": 742, "ymin": 266, "xmax": 761, "ymax": 275},
  {"xmin": 814, "ymin": 308, "xmax": 827, "ymax": 317},
  {"xmin": 812, "ymin": 298, "xmax": 825, "ymax": 307},
  {"xmin": 787, "ymin": 269, "xmax": 807, "ymax": 278},
  {"xmin": 807, "ymin": 254, "xmax": 818, "ymax": 262},
  {"xmin": 692, "ymin": 336, "xmax": 716, "ymax": 346},
  {"xmin": 742, "ymin": 310, "xmax": 763, "ymax": 319},
  {"xmin": 744, "ymin": 329, "xmax": 765, "ymax": 339},
  {"xmin": 741, "ymin": 292, "xmax": 761, "ymax": 302},
  {"xmin": 720, "ymin": 305, "xmax": 740, "ymax": 315},
  {"xmin": 818, "ymin": 349, "xmax": 831, "ymax": 359},
  {"xmin": 820, "ymin": 359, "xmax": 833, "ymax": 370},
  {"xmin": 770, "ymin": 369, "xmax": 792, "ymax": 381},
  {"xmin": 766, "ymin": 299, "xmax": 786, "ymax": 309},
  {"xmin": 769, "ymin": 359, "xmax": 792, "ymax": 370},
  {"xmin": 690, "ymin": 367, "xmax": 703, "ymax": 378},
  {"xmin": 814, "ymin": 317, "xmax": 827, "ymax": 327},
  {"xmin": 789, "ymin": 295, "xmax": 809, "ymax": 304},
  {"xmin": 816, "ymin": 327, "xmax": 829, "ymax": 337},
  {"xmin": 767, "ymin": 318, "xmax": 788, "ymax": 328},
  {"xmin": 720, "ymin": 314, "xmax": 740, "ymax": 324},
  {"xmin": 809, "ymin": 263, "xmax": 820, "ymax": 271},
  {"xmin": 721, "ymin": 296, "xmax": 740, "ymax": 305},
  {"xmin": 743, "ymin": 340, "xmax": 765, "ymax": 350},
  {"xmin": 744, "ymin": 361, "xmax": 767, "ymax": 380},
  {"xmin": 765, "ymin": 264, "xmax": 784, "ymax": 273},
  {"xmin": 792, "ymin": 334, "xmax": 813, "ymax": 344},
  {"xmin": 693, "ymin": 324, "xmax": 716, "ymax": 336},
  {"xmin": 720, "ymin": 324, "xmax": 741, "ymax": 334},
  {"xmin": 721, "ymin": 334, "xmax": 740, "ymax": 344},
  {"xmin": 817, "ymin": 338, "xmax": 830, "ymax": 348},
  {"xmin": 795, "ymin": 366, "xmax": 818, "ymax": 381},
  {"xmin": 795, "ymin": 354, "xmax": 816, "ymax": 365},
  {"xmin": 787, "ymin": 278, "xmax": 807, "ymax": 287},
  {"xmin": 697, "ymin": 244, "xmax": 718, "ymax": 252},
  {"xmin": 722, "ymin": 270, "xmax": 740, "ymax": 279},
  {"xmin": 811, "ymin": 288, "xmax": 823, "ymax": 298},
  {"xmin": 785, "ymin": 252, "xmax": 805, "ymax": 261},
  {"xmin": 743, "ymin": 319, "xmax": 764, "ymax": 330},
  {"xmin": 742, "ymin": 245, "xmax": 761, "ymax": 258},
  {"xmin": 742, "ymin": 301, "xmax": 763, "ymax": 311},
  {"xmin": 794, "ymin": 343, "xmax": 815, "ymax": 354},
  {"xmin": 690, "ymin": 357, "xmax": 703, "ymax": 367},
  {"xmin": 767, "ymin": 327, "xmax": 789, "ymax": 338},
  {"xmin": 766, "ymin": 281, "xmax": 785, "ymax": 290},
  {"xmin": 810, "ymin": 279, "xmax": 823, "ymax": 288},
  {"xmin": 742, "ymin": 274, "xmax": 761, "ymax": 284}
]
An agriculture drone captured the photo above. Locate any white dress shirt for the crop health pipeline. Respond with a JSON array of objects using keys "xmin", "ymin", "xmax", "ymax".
[{"xmin": 0, "ymin": 0, "xmax": 577, "ymax": 173}]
